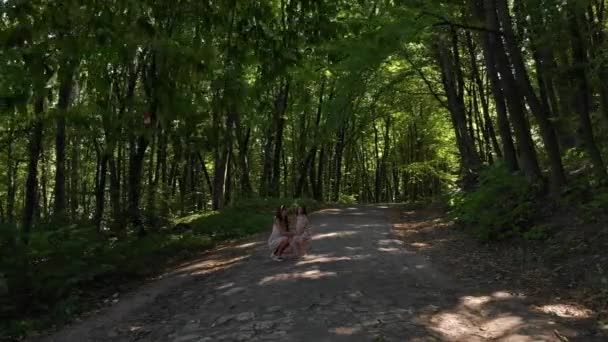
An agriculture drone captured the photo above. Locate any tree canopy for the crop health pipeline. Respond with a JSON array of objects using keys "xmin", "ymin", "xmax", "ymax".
[{"xmin": 2, "ymin": 0, "xmax": 608, "ymax": 337}]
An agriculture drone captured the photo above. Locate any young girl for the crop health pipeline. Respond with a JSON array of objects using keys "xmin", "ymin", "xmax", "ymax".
[
  {"xmin": 292, "ymin": 206, "xmax": 311, "ymax": 256},
  {"xmin": 268, "ymin": 205, "xmax": 293, "ymax": 261}
]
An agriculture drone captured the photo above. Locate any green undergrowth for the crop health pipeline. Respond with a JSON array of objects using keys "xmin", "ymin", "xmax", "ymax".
[
  {"xmin": 176, "ymin": 197, "xmax": 322, "ymax": 239},
  {"xmin": 448, "ymin": 163, "xmax": 608, "ymax": 242},
  {"xmin": 0, "ymin": 197, "xmax": 321, "ymax": 340},
  {"xmin": 448, "ymin": 164, "xmax": 538, "ymax": 241}
]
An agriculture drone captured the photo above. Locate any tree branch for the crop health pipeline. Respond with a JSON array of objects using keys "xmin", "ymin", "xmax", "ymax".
[
  {"xmin": 402, "ymin": 50, "xmax": 449, "ymax": 110},
  {"xmin": 419, "ymin": 11, "xmax": 503, "ymax": 36}
]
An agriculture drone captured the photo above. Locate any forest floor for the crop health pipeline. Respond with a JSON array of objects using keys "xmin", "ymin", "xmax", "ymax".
[{"xmin": 33, "ymin": 205, "xmax": 606, "ymax": 342}]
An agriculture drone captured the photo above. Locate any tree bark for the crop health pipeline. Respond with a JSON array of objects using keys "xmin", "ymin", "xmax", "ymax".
[
  {"xmin": 6, "ymin": 124, "xmax": 16, "ymax": 223},
  {"xmin": 482, "ymin": 0, "xmax": 544, "ymax": 182},
  {"xmin": 568, "ymin": 3, "xmax": 607, "ymax": 178},
  {"xmin": 53, "ymin": 62, "xmax": 76, "ymax": 221},
  {"xmin": 22, "ymin": 98, "xmax": 44, "ymax": 243},
  {"xmin": 314, "ymin": 147, "xmax": 325, "ymax": 201},
  {"xmin": 296, "ymin": 77, "xmax": 325, "ymax": 197},
  {"xmin": 270, "ymin": 79, "xmax": 290, "ymax": 197},
  {"xmin": 435, "ymin": 29, "xmax": 481, "ymax": 187},
  {"xmin": 94, "ymin": 149, "xmax": 109, "ymax": 232},
  {"xmin": 494, "ymin": 0, "xmax": 566, "ymax": 190},
  {"xmin": 465, "ymin": 32, "xmax": 502, "ymax": 160},
  {"xmin": 477, "ymin": 30, "xmax": 518, "ymax": 171},
  {"xmin": 332, "ymin": 125, "xmax": 346, "ymax": 201}
]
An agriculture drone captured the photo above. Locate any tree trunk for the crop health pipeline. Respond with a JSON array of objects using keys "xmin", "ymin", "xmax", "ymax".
[
  {"xmin": 296, "ymin": 77, "xmax": 325, "ymax": 197},
  {"xmin": 568, "ymin": 3, "xmax": 607, "ymax": 178},
  {"xmin": 477, "ymin": 31, "xmax": 518, "ymax": 171},
  {"xmin": 212, "ymin": 145, "xmax": 230, "ymax": 210},
  {"xmin": 314, "ymin": 147, "xmax": 325, "ymax": 201},
  {"xmin": 332, "ymin": 125, "xmax": 346, "ymax": 201},
  {"xmin": 108, "ymin": 152, "xmax": 121, "ymax": 228},
  {"xmin": 224, "ymin": 150, "xmax": 234, "ymax": 206},
  {"xmin": 128, "ymin": 134, "xmax": 149, "ymax": 236},
  {"xmin": 270, "ymin": 79, "xmax": 290, "ymax": 197},
  {"xmin": 22, "ymin": 98, "xmax": 44, "ymax": 243},
  {"xmin": 435, "ymin": 29, "xmax": 481, "ymax": 187},
  {"xmin": 465, "ymin": 32, "xmax": 502, "ymax": 160},
  {"xmin": 235, "ymin": 124, "xmax": 253, "ymax": 196},
  {"xmin": 259, "ymin": 126, "xmax": 274, "ymax": 197},
  {"xmin": 494, "ymin": 0, "xmax": 566, "ymax": 190},
  {"xmin": 482, "ymin": 0, "xmax": 543, "ymax": 182},
  {"xmin": 94, "ymin": 149, "xmax": 109, "ymax": 232},
  {"xmin": 6, "ymin": 125, "xmax": 16, "ymax": 223},
  {"xmin": 53, "ymin": 62, "xmax": 76, "ymax": 221}
]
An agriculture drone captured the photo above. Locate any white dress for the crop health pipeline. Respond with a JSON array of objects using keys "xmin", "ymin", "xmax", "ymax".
[
  {"xmin": 293, "ymin": 215, "xmax": 311, "ymax": 253},
  {"xmin": 268, "ymin": 220, "xmax": 289, "ymax": 252}
]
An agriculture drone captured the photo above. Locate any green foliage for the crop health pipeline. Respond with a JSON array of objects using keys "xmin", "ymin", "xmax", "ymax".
[
  {"xmin": 181, "ymin": 197, "xmax": 322, "ymax": 239},
  {"xmin": 449, "ymin": 165, "xmax": 538, "ymax": 241},
  {"xmin": 0, "ymin": 198, "xmax": 322, "ymax": 340},
  {"xmin": 0, "ymin": 223, "xmax": 216, "ymax": 339},
  {"xmin": 335, "ymin": 193, "xmax": 358, "ymax": 204}
]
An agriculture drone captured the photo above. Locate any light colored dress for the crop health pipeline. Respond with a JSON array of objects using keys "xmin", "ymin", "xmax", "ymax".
[
  {"xmin": 268, "ymin": 219, "xmax": 289, "ymax": 253},
  {"xmin": 292, "ymin": 215, "xmax": 311, "ymax": 254}
]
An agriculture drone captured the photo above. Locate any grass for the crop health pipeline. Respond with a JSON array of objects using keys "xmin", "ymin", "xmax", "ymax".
[{"xmin": 0, "ymin": 197, "xmax": 322, "ymax": 340}]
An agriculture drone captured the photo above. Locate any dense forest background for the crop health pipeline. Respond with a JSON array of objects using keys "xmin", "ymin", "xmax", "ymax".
[{"xmin": 1, "ymin": 0, "xmax": 608, "ymax": 338}]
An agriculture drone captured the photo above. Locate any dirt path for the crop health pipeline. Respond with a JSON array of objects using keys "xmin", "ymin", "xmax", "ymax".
[{"xmin": 38, "ymin": 206, "xmax": 601, "ymax": 341}]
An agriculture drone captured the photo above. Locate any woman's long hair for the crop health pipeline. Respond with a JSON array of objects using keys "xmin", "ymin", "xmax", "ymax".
[{"xmin": 274, "ymin": 205, "xmax": 289, "ymax": 231}]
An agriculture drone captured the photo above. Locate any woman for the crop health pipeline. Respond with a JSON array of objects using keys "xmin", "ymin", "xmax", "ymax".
[
  {"xmin": 268, "ymin": 205, "xmax": 294, "ymax": 261},
  {"xmin": 292, "ymin": 206, "xmax": 311, "ymax": 256}
]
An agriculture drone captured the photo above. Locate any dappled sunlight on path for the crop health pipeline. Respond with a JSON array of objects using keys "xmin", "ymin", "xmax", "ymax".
[{"xmin": 41, "ymin": 205, "xmax": 603, "ymax": 342}]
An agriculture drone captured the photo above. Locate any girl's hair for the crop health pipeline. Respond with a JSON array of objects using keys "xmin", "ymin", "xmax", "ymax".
[
  {"xmin": 274, "ymin": 205, "xmax": 289, "ymax": 230},
  {"xmin": 297, "ymin": 206, "xmax": 307, "ymax": 215}
]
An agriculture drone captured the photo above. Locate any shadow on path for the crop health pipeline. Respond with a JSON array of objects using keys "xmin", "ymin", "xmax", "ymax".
[{"xmin": 40, "ymin": 205, "xmax": 604, "ymax": 342}]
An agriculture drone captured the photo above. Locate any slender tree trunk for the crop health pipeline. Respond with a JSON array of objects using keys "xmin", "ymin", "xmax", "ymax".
[
  {"xmin": 145, "ymin": 127, "xmax": 159, "ymax": 223},
  {"xmin": 465, "ymin": 32, "xmax": 502, "ymax": 160},
  {"xmin": 568, "ymin": 3, "xmax": 607, "ymax": 178},
  {"xmin": 435, "ymin": 30, "xmax": 481, "ymax": 187},
  {"xmin": 128, "ymin": 133, "xmax": 149, "ymax": 236},
  {"xmin": 94, "ymin": 149, "xmax": 109, "ymax": 232},
  {"xmin": 270, "ymin": 79, "xmax": 290, "ymax": 197},
  {"xmin": 296, "ymin": 78, "xmax": 325, "ymax": 197},
  {"xmin": 224, "ymin": 150, "xmax": 234, "ymax": 206},
  {"xmin": 159, "ymin": 129, "xmax": 169, "ymax": 217},
  {"xmin": 197, "ymin": 152, "xmax": 213, "ymax": 196},
  {"xmin": 40, "ymin": 146, "xmax": 48, "ymax": 220},
  {"xmin": 477, "ymin": 32, "xmax": 518, "ymax": 171},
  {"xmin": 314, "ymin": 147, "xmax": 325, "ymax": 201},
  {"xmin": 381, "ymin": 117, "xmax": 391, "ymax": 201},
  {"xmin": 235, "ymin": 124, "xmax": 253, "ymax": 196},
  {"xmin": 108, "ymin": 152, "xmax": 121, "ymax": 228},
  {"xmin": 69, "ymin": 135, "xmax": 80, "ymax": 219},
  {"xmin": 260, "ymin": 129, "xmax": 274, "ymax": 197},
  {"xmin": 332, "ymin": 125, "xmax": 346, "ymax": 201},
  {"xmin": 6, "ymin": 126, "xmax": 16, "ymax": 223},
  {"xmin": 212, "ymin": 131, "xmax": 230, "ymax": 210},
  {"xmin": 22, "ymin": 98, "xmax": 44, "ymax": 243}
]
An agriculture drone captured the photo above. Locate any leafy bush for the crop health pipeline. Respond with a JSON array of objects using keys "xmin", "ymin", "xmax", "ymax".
[
  {"xmin": 449, "ymin": 164, "xmax": 538, "ymax": 241},
  {"xmin": 182, "ymin": 197, "xmax": 322, "ymax": 238},
  {"xmin": 336, "ymin": 193, "xmax": 357, "ymax": 204}
]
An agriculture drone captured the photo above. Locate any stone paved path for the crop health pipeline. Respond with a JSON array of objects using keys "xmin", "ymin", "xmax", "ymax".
[{"xmin": 40, "ymin": 206, "xmax": 600, "ymax": 341}]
